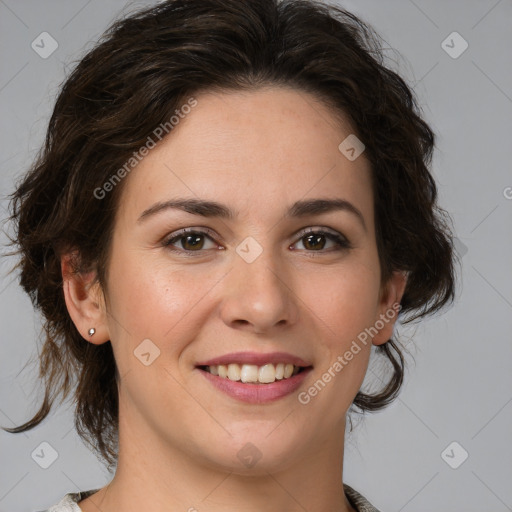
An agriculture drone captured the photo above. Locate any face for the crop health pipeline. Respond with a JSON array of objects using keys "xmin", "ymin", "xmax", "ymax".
[{"xmin": 89, "ymin": 87, "xmax": 404, "ymax": 474}]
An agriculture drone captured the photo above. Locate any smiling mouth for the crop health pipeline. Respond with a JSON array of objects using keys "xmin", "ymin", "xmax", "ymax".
[{"xmin": 197, "ymin": 363, "xmax": 310, "ymax": 384}]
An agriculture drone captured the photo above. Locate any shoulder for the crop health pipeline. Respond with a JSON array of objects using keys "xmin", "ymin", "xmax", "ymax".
[
  {"xmin": 343, "ymin": 483, "xmax": 382, "ymax": 512},
  {"xmin": 37, "ymin": 489, "xmax": 100, "ymax": 512},
  {"xmin": 39, "ymin": 486, "xmax": 377, "ymax": 512}
]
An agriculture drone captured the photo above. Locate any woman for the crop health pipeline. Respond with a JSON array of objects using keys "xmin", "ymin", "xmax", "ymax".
[{"xmin": 3, "ymin": 0, "xmax": 455, "ymax": 511}]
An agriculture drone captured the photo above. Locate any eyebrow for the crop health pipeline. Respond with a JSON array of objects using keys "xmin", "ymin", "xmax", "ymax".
[{"xmin": 138, "ymin": 197, "xmax": 367, "ymax": 232}]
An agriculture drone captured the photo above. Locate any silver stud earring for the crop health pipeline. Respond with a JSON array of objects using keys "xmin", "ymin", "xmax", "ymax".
[{"xmin": 88, "ymin": 328, "xmax": 96, "ymax": 336}]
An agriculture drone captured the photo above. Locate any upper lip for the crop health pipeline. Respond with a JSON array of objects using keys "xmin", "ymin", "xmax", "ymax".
[{"xmin": 196, "ymin": 351, "xmax": 312, "ymax": 367}]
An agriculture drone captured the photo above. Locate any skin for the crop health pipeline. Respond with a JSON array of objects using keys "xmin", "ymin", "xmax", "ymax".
[{"xmin": 62, "ymin": 86, "xmax": 407, "ymax": 512}]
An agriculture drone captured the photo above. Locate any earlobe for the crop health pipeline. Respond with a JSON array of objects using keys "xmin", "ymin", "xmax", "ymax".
[
  {"xmin": 61, "ymin": 253, "xmax": 109, "ymax": 345},
  {"xmin": 372, "ymin": 270, "xmax": 408, "ymax": 346}
]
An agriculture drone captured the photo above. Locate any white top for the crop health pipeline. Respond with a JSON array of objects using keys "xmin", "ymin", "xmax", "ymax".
[{"xmin": 41, "ymin": 484, "xmax": 381, "ymax": 512}]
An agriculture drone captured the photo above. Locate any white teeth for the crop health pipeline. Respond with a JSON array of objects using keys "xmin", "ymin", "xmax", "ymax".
[
  {"xmin": 240, "ymin": 364, "xmax": 259, "ymax": 383},
  {"xmin": 258, "ymin": 364, "xmax": 275, "ymax": 383},
  {"xmin": 284, "ymin": 363, "xmax": 294, "ymax": 378},
  {"xmin": 227, "ymin": 363, "xmax": 241, "ymax": 381},
  {"xmin": 205, "ymin": 363, "xmax": 303, "ymax": 384}
]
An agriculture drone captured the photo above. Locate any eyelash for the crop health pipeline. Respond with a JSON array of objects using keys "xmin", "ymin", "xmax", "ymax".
[{"xmin": 162, "ymin": 227, "xmax": 352, "ymax": 256}]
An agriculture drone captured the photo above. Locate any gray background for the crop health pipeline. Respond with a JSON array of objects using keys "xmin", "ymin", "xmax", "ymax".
[{"xmin": 0, "ymin": 1, "xmax": 511, "ymax": 511}]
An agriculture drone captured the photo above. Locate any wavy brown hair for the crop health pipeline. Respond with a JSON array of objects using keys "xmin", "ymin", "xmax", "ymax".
[{"xmin": 2, "ymin": 0, "xmax": 456, "ymax": 471}]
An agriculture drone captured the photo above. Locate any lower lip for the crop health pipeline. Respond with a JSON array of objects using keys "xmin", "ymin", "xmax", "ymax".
[{"xmin": 197, "ymin": 367, "xmax": 313, "ymax": 404}]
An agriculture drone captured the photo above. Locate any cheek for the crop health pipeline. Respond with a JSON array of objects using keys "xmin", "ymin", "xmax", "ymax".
[
  {"xmin": 105, "ymin": 252, "xmax": 218, "ymax": 360},
  {"xmin": 305, "ymin": 261, "xmax": 381, "ymax": 347},
  {"xmin": 300, "ymin": 268, "xmax": 380, "ymax": 413},
  {"xmin": 103, "ymin": 258, "xmax": 211, "ymax": 416}
]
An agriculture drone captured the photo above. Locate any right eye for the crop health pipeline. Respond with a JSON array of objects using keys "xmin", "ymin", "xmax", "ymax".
[{"xmin": 163, "ymin": 227, "xmax": 220, "ymax": 254}]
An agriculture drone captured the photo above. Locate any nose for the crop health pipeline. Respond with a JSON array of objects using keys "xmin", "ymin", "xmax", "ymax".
[{"xmin": 219, "ymin": 246, "xmax": 300, "ymax": 335}]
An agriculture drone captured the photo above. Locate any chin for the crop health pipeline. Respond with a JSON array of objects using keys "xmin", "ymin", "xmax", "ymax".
[{"xmin": 190, "ymin": 425, "xmax": 308, "ymax": 475}]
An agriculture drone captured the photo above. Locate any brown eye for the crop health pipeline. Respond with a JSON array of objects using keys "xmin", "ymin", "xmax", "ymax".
[
  {"xmin": 177, "ymin": 233, "xmax": 205, "ymax": 251},
  {"xmin": 302, "ymin": 233, "xmax": 327, "ymax": 250},
  {"xmin": 292, "ymin": 229, "xmax": 351, "ymax": 252},
  {"xmin": 164, "ymin": 228, "xmax": 218, "ymax": 253}
]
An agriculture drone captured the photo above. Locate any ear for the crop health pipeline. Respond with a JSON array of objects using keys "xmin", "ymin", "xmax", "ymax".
[
  {"xmin": 372, "ymin": 270, "xmax": 408, "ymax": 346},
  {"xmin": 61, "ymin": 252, "xmax": 110, "ymax": 345}
]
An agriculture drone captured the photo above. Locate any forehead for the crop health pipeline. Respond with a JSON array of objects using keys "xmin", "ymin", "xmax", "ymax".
[{"xmin": 117, "ymin": 86, "xmax": 374, "ymax": 226}]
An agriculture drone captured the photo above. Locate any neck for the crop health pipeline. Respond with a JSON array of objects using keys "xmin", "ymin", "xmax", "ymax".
[{"xmin": 80, "ymin": 406, "xmax": 356, "ymax": 512}]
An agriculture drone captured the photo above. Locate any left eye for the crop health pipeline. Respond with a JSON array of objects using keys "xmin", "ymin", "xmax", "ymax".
[
  {"xmin": 291, "ymin": 230, "xmax": 350, "ymax": 251},
  {"xmin": 163, "ymin": 228, "xmax": 351, "ymax": 254}
]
